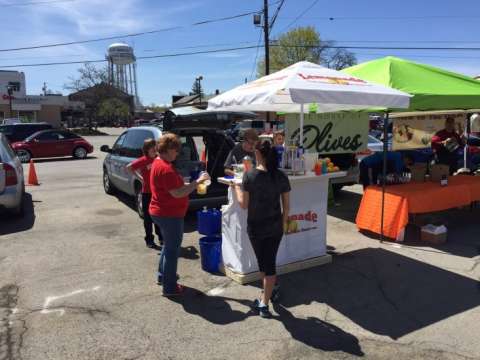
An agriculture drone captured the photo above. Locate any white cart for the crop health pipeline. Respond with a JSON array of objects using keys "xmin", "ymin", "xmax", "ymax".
[{"xmin": 218, "ymin": 171, "xmax": 346, "ymax": 284}]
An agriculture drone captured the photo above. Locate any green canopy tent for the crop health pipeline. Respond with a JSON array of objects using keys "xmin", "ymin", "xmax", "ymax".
[
  {"xmin": 343, "ymin": 56, "xmax": 480, "ymax": 241},
  {"xmin": 343, "ymin": 56, "xmax": 480, "ymax": 111}
]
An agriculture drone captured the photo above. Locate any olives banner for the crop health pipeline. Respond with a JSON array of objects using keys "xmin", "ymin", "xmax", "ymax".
[{"xmin": 285, "ymin": 112, "xmax": 369, "ymax": 154}]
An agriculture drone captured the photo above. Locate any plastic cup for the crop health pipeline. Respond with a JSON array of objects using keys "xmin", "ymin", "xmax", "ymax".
[{"xmin": 197, "ymin": 182, "xmax": 207, "ymax": 195}]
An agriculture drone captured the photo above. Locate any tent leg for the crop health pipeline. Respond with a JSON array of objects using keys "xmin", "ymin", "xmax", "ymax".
[
  {"xmin": 381, "ymin": 112, "xmax": 390, "ymax": 242},
  {"xmin": 300, "ymin": 104, "xmax": 304, "ymax": 147}
]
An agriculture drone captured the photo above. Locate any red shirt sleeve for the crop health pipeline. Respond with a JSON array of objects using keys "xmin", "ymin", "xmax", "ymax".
[{"xmin": 130, "ymin": 156, "xmax": 148, "ymax": 171}]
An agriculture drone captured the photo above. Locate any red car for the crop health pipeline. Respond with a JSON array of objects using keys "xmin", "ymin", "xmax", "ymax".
[{"xmin": 11, "ymin": 129, "xmax": 94, "ymax": 163}]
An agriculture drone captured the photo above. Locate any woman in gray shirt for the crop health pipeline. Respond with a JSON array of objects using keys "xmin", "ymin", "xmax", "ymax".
[{"xmin": 233, "ymin": 140, "xmax": 291, "ymax": 318}]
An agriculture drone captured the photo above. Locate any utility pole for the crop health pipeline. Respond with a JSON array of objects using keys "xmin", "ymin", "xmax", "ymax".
[
  {"xmin": 42, "ymin": 82, "xmax": 47, "ymax": 96},
  {"xmin": 263, "ymin": 0, "xmax": 270, "ymax": 76},
  {"xmin": 263, "ymin": 0, "xmax": 270, "ymax": 122}
]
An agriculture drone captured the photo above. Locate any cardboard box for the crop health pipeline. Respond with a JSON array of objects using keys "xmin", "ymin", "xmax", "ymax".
[
  {"xmin": 430, "ymin": 164, "xmax": 450, "ymax": 182},
  {"xmin": 421, "ymin": 224, "xmax": 447, "ymax": 244},
  {"xmin": 409, "ymin": 164, "xmax": 427, "ymax": 182}
]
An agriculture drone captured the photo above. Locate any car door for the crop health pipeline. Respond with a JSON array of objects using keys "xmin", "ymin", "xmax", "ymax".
[
  {"xmin": 108, "ymin": 132, "xmax": 127, "ymax": 190},
  {"xmin": 29, "ymin": 131, "xmax": 57, "ymax": 158},
  {"xmin": 116, "ymin": 129, "xmax": 156, "ymax": 194}
]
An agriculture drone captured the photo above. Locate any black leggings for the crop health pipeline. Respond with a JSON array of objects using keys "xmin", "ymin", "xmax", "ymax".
[{"xmin": 248, "ymin": 232, "xmax": 283, "ymax": 276}]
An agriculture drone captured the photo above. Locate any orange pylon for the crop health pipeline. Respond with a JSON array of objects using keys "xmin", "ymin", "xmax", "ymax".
[
  {"xmin": 27, "ymin": 159, "xmax": 39, "ymax": 186},
  {"xmin": 201, "ymin": 148, "xmax": 206, "ymax": 163}
]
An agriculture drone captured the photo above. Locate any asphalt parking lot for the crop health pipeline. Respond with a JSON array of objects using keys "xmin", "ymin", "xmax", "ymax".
[{"xmin": 1, "ymin": 129, "xmax": 480, "ymax": 360}]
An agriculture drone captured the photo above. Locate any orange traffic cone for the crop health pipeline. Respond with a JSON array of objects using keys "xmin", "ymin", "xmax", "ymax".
[
  {"xmin": 27, "ymin": 159, "xmax": 39, "ymax": 186},
  {"xmin": 201, "ymin": 148, "xmax": 206, "ymax": 163}
]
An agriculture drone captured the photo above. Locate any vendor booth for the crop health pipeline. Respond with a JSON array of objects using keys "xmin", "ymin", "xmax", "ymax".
[
  {"xmin": 344, "ymin": 57, "xmax": 480, "ymax": 241},
  {"xmin": 208, "ymin": 61, "xmax": 410, "ymax": 283}
]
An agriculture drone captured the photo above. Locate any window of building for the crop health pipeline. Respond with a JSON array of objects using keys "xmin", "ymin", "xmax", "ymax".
[{"xmin": 8, "ymin": 82, "xmax": 21, "ymax": 92}]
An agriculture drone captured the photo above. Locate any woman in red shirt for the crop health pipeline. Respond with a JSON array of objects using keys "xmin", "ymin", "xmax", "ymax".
[
  {"xmin": 127, "ymin": 139, "xmax": 162, "ymax": 249},
  {"xmin": 150, "ymin": 133, "xmax": 210, "ymax": 296}
]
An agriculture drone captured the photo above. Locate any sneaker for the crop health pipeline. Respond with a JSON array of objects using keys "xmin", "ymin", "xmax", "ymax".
[
  {"xmin": 252, "ymin": 299, "xmax": 272, "ymax": 319},
  {"xmin": 163, "ymin": 284, "xmax": 185, "ymax": 297},
  {"xmin": 146, "ymin": 242, "xmax": 156, "ymax": 249}
]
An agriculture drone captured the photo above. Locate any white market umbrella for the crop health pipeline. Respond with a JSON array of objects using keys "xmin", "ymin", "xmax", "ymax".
[{"xmin": 208, "ymin": 61, "xmax": 411, "ymax": 144}]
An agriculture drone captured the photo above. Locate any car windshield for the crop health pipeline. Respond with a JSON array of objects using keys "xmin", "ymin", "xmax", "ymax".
[
  {"xmin": 25, "ymin": 131, "xmax": 42, "ymax": 142},
  {"xmin": 368, "ymin": 135, "xmax": 383, "ymax": 144}
]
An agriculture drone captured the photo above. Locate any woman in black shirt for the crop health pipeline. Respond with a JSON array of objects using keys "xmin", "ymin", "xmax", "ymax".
[{"xmin": 233, "ymin": 140, "xmax": 291, "ymax": 318}]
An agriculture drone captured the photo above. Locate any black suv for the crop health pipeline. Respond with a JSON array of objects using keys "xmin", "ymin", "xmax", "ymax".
[{"xmin": 0, "ymin": 123, "xmax": 53, "ymax": 143}]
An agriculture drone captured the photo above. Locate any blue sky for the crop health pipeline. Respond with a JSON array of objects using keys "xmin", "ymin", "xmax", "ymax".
[{"xmin": 1, "ymin": 0, "xmax": 480, "ymax": 105}]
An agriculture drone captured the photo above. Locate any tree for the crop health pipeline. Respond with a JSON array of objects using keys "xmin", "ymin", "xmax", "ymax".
[
  {"xmin": 98, "ymin": 98, "xmax": 130, "ymax": 124},
  {"xmin": 190, "ymin": 79, "xmax": 204, "ymax": 97},
  {"xmin": 64, "ymin": 63, "xmax": 109, "ymax": 92},
  {"xmin": 65, "ymin": 63, "xmax": 132, "ymax": 128},
  {"xmin": 257, "ymin": 26, "xmax": 357, "ymax": 76}
]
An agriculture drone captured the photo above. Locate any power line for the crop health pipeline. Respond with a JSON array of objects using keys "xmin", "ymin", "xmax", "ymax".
[
  {"xmin": 0, "ymin": 9, "xmax": 264, "ymax": 53},
  {"xmin": 0, "ymin": 0, "xmax": 74, "ymax": 7},
  {"xmin": 278, "ymin": 15, "xmax": 480, "ymax": 21},
  {"xmin": 5, "ymin": 43, "xmax": 480, "ymax": 69},
  {"xmin": 277, "ymin": 0, "xmax": 320, "ymax": 34},
  {"xmin": 0, "ymin": 45, "xmax": 260, "ymax": 68},
  {"xmin": 249, "ymin": 31, "xmax": 264, "ymax": 81},
  {"xmin": 269, "ymin": 0, "xmax": 285, "ymax": 30}
]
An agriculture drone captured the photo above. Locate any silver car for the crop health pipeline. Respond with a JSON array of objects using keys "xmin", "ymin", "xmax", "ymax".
[{"xmin": 0, "ymin": 133, "xmax": 25, "ymax": 216}]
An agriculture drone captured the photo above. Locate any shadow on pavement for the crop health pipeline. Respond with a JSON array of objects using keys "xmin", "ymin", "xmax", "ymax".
[
  {"xmin": 171, "ymin": 290, "xmax": 253, "ymax": 325},
  {"xmin": 327, "ymin": 188, "xmax": 363, "ymax": 224},
  {"xmin": 0, "ymin": 193, "xmax": 35, "ymax": 235},
  {"xmin": 276, "ymin": 247, "xmax": 480, "ymax": 340},
  {"xmin": 273, "ymin": 304, "xmax": 364, "ymax": 356}
]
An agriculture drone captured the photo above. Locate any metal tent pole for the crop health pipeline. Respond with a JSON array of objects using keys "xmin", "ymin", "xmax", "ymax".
[
  {"xmin": 380, "ymin": 112, "xmax": 390, "ymax": 242},
  {"xmin": 300, "ymin": 104, "xmax": 304, "ymax": 146}
]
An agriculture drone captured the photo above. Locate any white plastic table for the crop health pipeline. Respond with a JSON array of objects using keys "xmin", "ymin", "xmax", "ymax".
[{"xmin": 218, "ymin": 171, "xmax": 347, "ymax": 284}]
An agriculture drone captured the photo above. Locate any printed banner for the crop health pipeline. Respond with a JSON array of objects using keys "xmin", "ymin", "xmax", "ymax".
[
  {"xmin": 285, "ymin": 112, "xmax": 369, "ymax": 154},
  {"xmin": 392, "ymin": 113, "xmax": 466, "ymax": 150}
]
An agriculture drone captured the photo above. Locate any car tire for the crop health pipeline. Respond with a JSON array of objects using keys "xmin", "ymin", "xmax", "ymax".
[
  {"xmin": 135, "ymin": 183, "xmax": 144, "ymax": 219},
  {"xmin": 103, "ymin": 169, "xmax": 116, "ymax": 195},
  {"xmin": 16, "ymin": 150, "xmax": 32, "ymax": 163},
  {"xmin": 73, "ymin": 146, "xmax": 88, "ymax": 159}
]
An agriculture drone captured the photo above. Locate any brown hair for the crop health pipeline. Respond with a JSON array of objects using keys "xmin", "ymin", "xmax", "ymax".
[
  {"xmin": 156, "ymin": 133, "xmax": 181, "ymax": 154},
  {"xmin": 243, "ymin": 128, "xmax": 259, "ymax": 142},
  {"xmin": 142, "ymin": 138, "xmax": 157, "ymax": 156}
]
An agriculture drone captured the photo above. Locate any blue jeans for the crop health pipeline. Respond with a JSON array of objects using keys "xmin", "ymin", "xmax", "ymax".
[{"xmin": 151, "ymin": 216, "xmax": 184, "ymax": 294}]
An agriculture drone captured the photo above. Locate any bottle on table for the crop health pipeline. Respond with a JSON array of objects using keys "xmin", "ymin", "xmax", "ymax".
[{"xmin": 242, "ymin": 156, "xmax": 253, "ymax": 173}]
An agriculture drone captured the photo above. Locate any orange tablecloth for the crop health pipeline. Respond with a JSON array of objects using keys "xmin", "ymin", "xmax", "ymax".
[{"xmin": 356, "ymin": 176, "xmax": 480, "ymax": 240}]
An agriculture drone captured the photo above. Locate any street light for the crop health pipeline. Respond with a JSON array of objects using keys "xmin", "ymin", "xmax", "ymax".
[
  {"xmin": 196, "ymin": 76, "xmax": 203, "ymax": 105},
  {"xmin": 6, "ymin": 85, "xmax": 14, "ymax": 118}
]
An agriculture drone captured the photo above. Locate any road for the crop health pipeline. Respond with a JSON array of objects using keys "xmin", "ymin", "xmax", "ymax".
[{"xmin": 1, "ymin": 131, "xmax": 480, "ymax": 360}]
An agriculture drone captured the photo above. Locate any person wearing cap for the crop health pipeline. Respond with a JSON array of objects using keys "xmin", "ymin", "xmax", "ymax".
[
  {"xmin": 224, "ymin": 128, "xmax": 259, "ymax": 176},
  {"xmin": 431, "ymin": 117, "xmax": 465, "ymax": 174}
]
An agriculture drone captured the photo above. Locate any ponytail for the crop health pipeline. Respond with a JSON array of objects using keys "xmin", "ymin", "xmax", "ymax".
[{"xmin": 257, "ymin": 140, "xmax": 278, "ymax": 176}]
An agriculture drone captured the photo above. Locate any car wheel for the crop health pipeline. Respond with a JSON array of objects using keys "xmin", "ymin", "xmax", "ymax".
[
  {"xmin": 135, "ymin": 184, "xmax": 144, "ymax": 219},
  {"xmin": 16, "ymin": 150, "xmax": 31, "ymax": 163},
  {"xmin": 73, "ymin": 146, "xmax": 88, "ymax": 159},
  {"xmin": 103, "ymin": 169, "xmax": 116, "ymax": 195}
]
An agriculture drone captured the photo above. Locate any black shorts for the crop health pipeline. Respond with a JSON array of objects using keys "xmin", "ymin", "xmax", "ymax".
[{"xmin": 248, "ymin": 230, "xmax": 283, "ymax": 276}]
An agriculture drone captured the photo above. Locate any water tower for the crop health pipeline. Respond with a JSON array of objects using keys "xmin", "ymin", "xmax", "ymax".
[{"xmin": 106, "ymin": 43, "xmax": 140, "ymax": 108}]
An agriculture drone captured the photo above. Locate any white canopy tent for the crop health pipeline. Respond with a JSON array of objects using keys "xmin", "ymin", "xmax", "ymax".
[{"xmin": 208, "ymin": 61, "xmax": 411, "ymax": 144}]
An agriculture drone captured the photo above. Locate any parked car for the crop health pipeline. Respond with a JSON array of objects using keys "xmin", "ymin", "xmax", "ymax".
[
  {"xmin": 0, "ymin": 123, "xmax": 53, "ymax": 143},
  {"xmin": 228, "ymin": 119, "xmax": 263, "ymax": 141},
  {"xmin": 101, "ymin": 108, "xmax": 255, "ymax": 215},
  {"xmin": 0, "ymin": 133, "xmax": 24, "ymax": 216},
  {"xmin": 1, "ymin": 118, "xmax": 23, "ymax": 125},
  {"xmin": 10, "ymin": 129, "xmax": 94, "ymax": 163}
]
